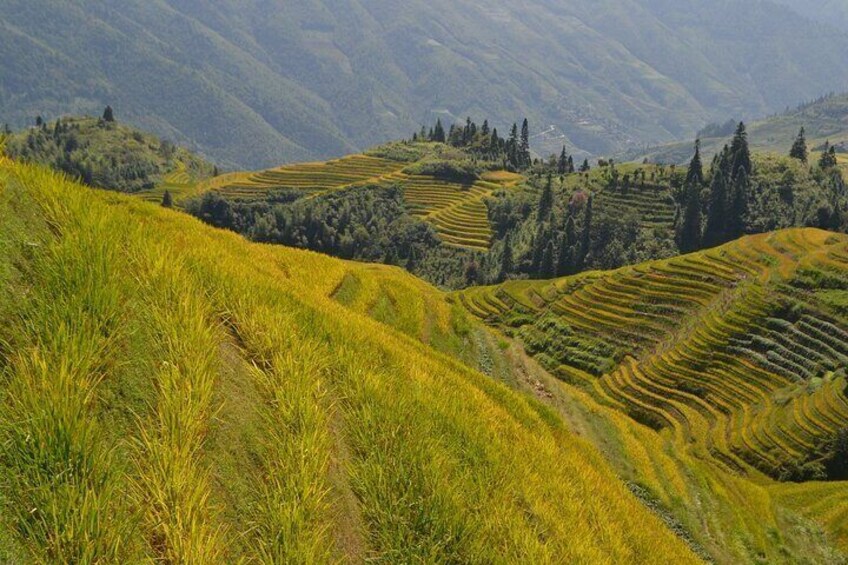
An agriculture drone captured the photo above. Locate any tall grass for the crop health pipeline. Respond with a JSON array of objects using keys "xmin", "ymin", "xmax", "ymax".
[{"xmin": 0, "ymin": 160, "xmax": 705, "ymax": 562}]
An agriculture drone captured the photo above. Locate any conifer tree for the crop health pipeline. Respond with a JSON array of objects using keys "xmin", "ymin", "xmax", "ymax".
[
  {"xmin": 520, "ymin": 119, "xmax": 531, "ymax": 168},
  {"xmin": 161, "ymin": 190, "xmax": 173, "ymax": 208},
  {"xmin": 558, "ymin": 146, "xmax": 568, "ymax": 175},
  {"xmin": 819, "ymin": 143, "xmax": 838, "ymax": 169},
  {"xmin": 580, "ymin": 159, "xmax": 590, "ymax": 173},
  {"xmin": 557, "ymin": 215, "xmax": 577, "ymax": 276},
  {"xmin": 481, "ymin": 120, "xmax": 490, "ymax": 137},
  {"xmin": 540, "ymin": 241, "xmax": 555, "ymax": 279},
  {"xmin": 103, "ymin": 105, "xmax": 115, "ymax": 123},
  {"xmin": 433, "ymin": 119, "xmax": 446, "ymax": 143},
  {"xmin": 35, "ymin": 115, "xmax": 43, "ymax": 127},
  {"xmin": 567, "ymin": 156, "xmax": 575, "ymax": 174},
  {"xmin": 538, "ymin": 175, "xmax": 554, "ymax": 223},
  {"xmin": 728, "ymin": 168, "xmax": 749, "ymax": 239},
  {"xmin": 490, "ymin": 128, "xmax": 500, "ymax": 155},
  {"xmin": 499, "ymin": 235, "xmax": 514, "ymax": 282},
  {"xmin": 704, "ymin": 147, "xmax": 730, "ymax": 247},
  {"xmin": 578, "ymin": 195, "xmax": 593, "ymax": 268},
  {"xmin": 789, "ymin": 127, "xmax": 808, "ymax": 163},
  {"xmin": 729, "ymin": 122, "xmax": 751, "ymax": 179},
  {"xmin": 677, "ymin": 141, "xmax": 704, "ymax": 252},
  {"xmin": 508, "ymin": 123, "xmax": 519, "ymax": 168}
]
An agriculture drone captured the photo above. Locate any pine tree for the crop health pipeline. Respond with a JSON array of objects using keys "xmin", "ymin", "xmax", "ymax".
[
  {"xmin": 103, "ymin": 105, "xmax": 115, "ymax": 123},
  {"xmin": 35, "ymin": 115, "xmax": 43, "ymax": 127},
  {"xmin": 729, "ymin": 122, "xmax": 751, "ymax": 180},
  {"xmin": 567, "ymin": 156, "xmax": 575, "ymax": 174},
  {"xmin": 819, "ymin": 143, "xmax": 838, "ymax": 169},
  {"xmin": 161, "ymin": 190, "xmax": 173, "ymax": 208},
  {"xmin": 213, "ymin": 165, "xmax": 219, "ymax": 177},
  {"xmin": 557, "ymin": 215, "xmax": 577, "ymax": 276},
  {"xmin": 540, "ymin": 241, "xmax": 555, "ymax": 279},
  {"xmin": 685, "ymin": 139, "xmax": 704, "ymax": 186},
  {"xmin": 677, "ymin": 141, "xmax": 704, "ymax": 252},
  {"xmin": 499, "ymin": 235, "xmax": 514, "ymax": 282},
  {"xmin": 728, "ymin": 168, "xmax": 749, "ymax": 239},
  {"xmin": 531, "ymin": 224, "xmax": 547, "ymax": 273},
  {"xmin": 433, "ymin": 119, "xmax": 446, "ymax": 143},
  {"xmin": 557, "ymin": 146, "xmax": 568, "ymax": 175},
  {"xmin": 789, "ymin": 127, "xmax": 808, "ymax": 163},
  {"xmin": 677, "ymin": 182, "xmax": 702, "ymax": 253},
  {"xmin": 580, "ymin": 159, "xmax": 590, "ymax": 173},
  {"xmin": 490, "ymin": 128, "xmax": 500, "ymax": 155},
  {"xmin": 537, "ymin": 175, "xmax": 554, "ymax": 223},
  {"xmin": 519, "ymin": 119, "xmax": 531, "ymax": 168},
  {"xmin": 481, "ymin": 120, "xmax": 490, "ymax": 137},
  {"xmin": 508, "ymin": 123, "xmax": 519, "ymax": 168},
  {"xmin": 703, "ymin": 147, "xmax": 730, "ymax": 247},
  {"xmin": 578, "ymin": 195, "xmax": 593, "ymax": 268}
]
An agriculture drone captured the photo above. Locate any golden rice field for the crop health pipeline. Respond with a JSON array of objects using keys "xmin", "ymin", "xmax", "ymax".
[
  {"xmin": 137, "ymin": 160, "xmax": 207, "ymax": 204},
  {"xmin": 190, "ymin": 152, "xmax": 522, "ymax": 251},
  {"xmin": 0, "ymin": 159, "xmax": 701, "ymax": 563},
  {"xmin": 456, "ymin": 228, "xmax": 848, "ymax": 561},
  {"xmin": 392, "ymin": 170, "xmax": 522, "ymax": 251},
  {"xmin": 205, "ymin": 154, "xmax": 407, "ymax": 200}
]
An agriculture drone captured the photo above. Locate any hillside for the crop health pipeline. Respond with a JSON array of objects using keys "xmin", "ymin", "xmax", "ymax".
[
  {"xmin": 4, "ymin": 1, "xmax": 848, "ymax": 167},
  {"xmin": 3, "ymin": 115, "xmax": 212, "ymax": 194},
  {"xmin": 457, "ymin": 229, "xmax": 848, "ymax": 559},
  {"xmin": 0, "ymin": 157, "xmax": 707, "ymax": 562},
  {"xmin": 773, "ymin": 0, "xmax": 848, "ymax": 32},
  {"xmin": 629, "ymin": 93, "xmax": 848, "ymax": 165}
]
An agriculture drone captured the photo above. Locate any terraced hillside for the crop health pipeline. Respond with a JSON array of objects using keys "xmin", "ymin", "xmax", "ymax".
[
  {"xmin": 137, "ymin": 161, "xmax": 207, "ymax": 204},
  {"xmin": 457, "ymin": 229, "xmax": 848, "ymax": 558},
  {"xmin": 565, "ymin": 163, "xmax": 677, "ymax": 233},
  {"xmin": 0, "ymin": 158, "xmax": 701, "ymax": 562},
  {"xmin": 196, "ymin": 150, "xmax": 523, "ymax": 251},
  {"xmin": 205, "ymin": 154, "xmax": 407, "ymax": 201},
  {"xmin": 393, "ymin": 170, "xmax": 523, "ymax": 250},
  {"xmin": 460, "ymin": 230, "xmax": 848, "ymax": 474}
]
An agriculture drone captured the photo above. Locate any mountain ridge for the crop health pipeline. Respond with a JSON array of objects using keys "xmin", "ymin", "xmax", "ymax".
[{"xmin": 4, "ymin": 0, "xmax": 848, "ymax": 168}]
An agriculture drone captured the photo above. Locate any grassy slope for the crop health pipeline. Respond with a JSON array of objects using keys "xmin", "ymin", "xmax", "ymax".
[
  {"xmin": 0, "ymin": 158, "xmax": 698, "ymax": 562},
  {"xmin": 456, "ymin": 230, "xmax": 848, "ymax": 563}
]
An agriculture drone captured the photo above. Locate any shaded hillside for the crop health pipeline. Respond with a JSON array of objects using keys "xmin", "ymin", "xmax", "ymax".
[
  {"xmin": 629, "ymin": 93, "xmax": 848, "ymax": 164},
  {"xmin": 4, "ymin": 0, "xmax": 848, "ymax": 167},
  {"xmin": 773, "ymin": 0, "xmax": 848, "ymax": 32}
]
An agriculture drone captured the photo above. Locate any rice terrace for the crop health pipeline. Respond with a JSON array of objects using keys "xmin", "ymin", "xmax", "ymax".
[{"xmin": 3, "ymin": 0, "xmax": 848, "ymax": 563}]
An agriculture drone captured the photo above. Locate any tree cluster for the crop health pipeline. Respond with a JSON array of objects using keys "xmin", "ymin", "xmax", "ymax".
[{"xmin": 414, "ymin": 117, "xmax": 533, "ymax": 171}]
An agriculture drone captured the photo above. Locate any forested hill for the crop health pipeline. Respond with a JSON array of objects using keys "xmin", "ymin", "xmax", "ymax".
[{"xmin": 3, "ymin": 0, "xmax": 848, "ymax": 168}]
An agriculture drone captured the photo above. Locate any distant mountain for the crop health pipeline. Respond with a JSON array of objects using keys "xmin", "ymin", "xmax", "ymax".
[
  {"xmin": 3, "ymin": 0, "xmax": 848, "ymax": 168},
  {"xmin": 772, "ymin": 0, "xmax": 848, "ymax": 32},
  {"xmin": 626, "ymin": 93, "xmax": 848, "ymax": 164}
]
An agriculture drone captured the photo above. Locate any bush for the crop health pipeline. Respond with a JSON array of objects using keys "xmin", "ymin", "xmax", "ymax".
[{"xmin": 404, "ymin": 159, "xmax": 480, "ymax": 183}]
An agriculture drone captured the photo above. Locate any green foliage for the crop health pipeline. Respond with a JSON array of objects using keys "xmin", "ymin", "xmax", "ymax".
[
  {"xmin": 3, "ymin": 117, "xmax": 212, "ymax": 193},
  {"xmin": 403, "ymin": 159, "xmax": 480, "ymax": 183}
]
